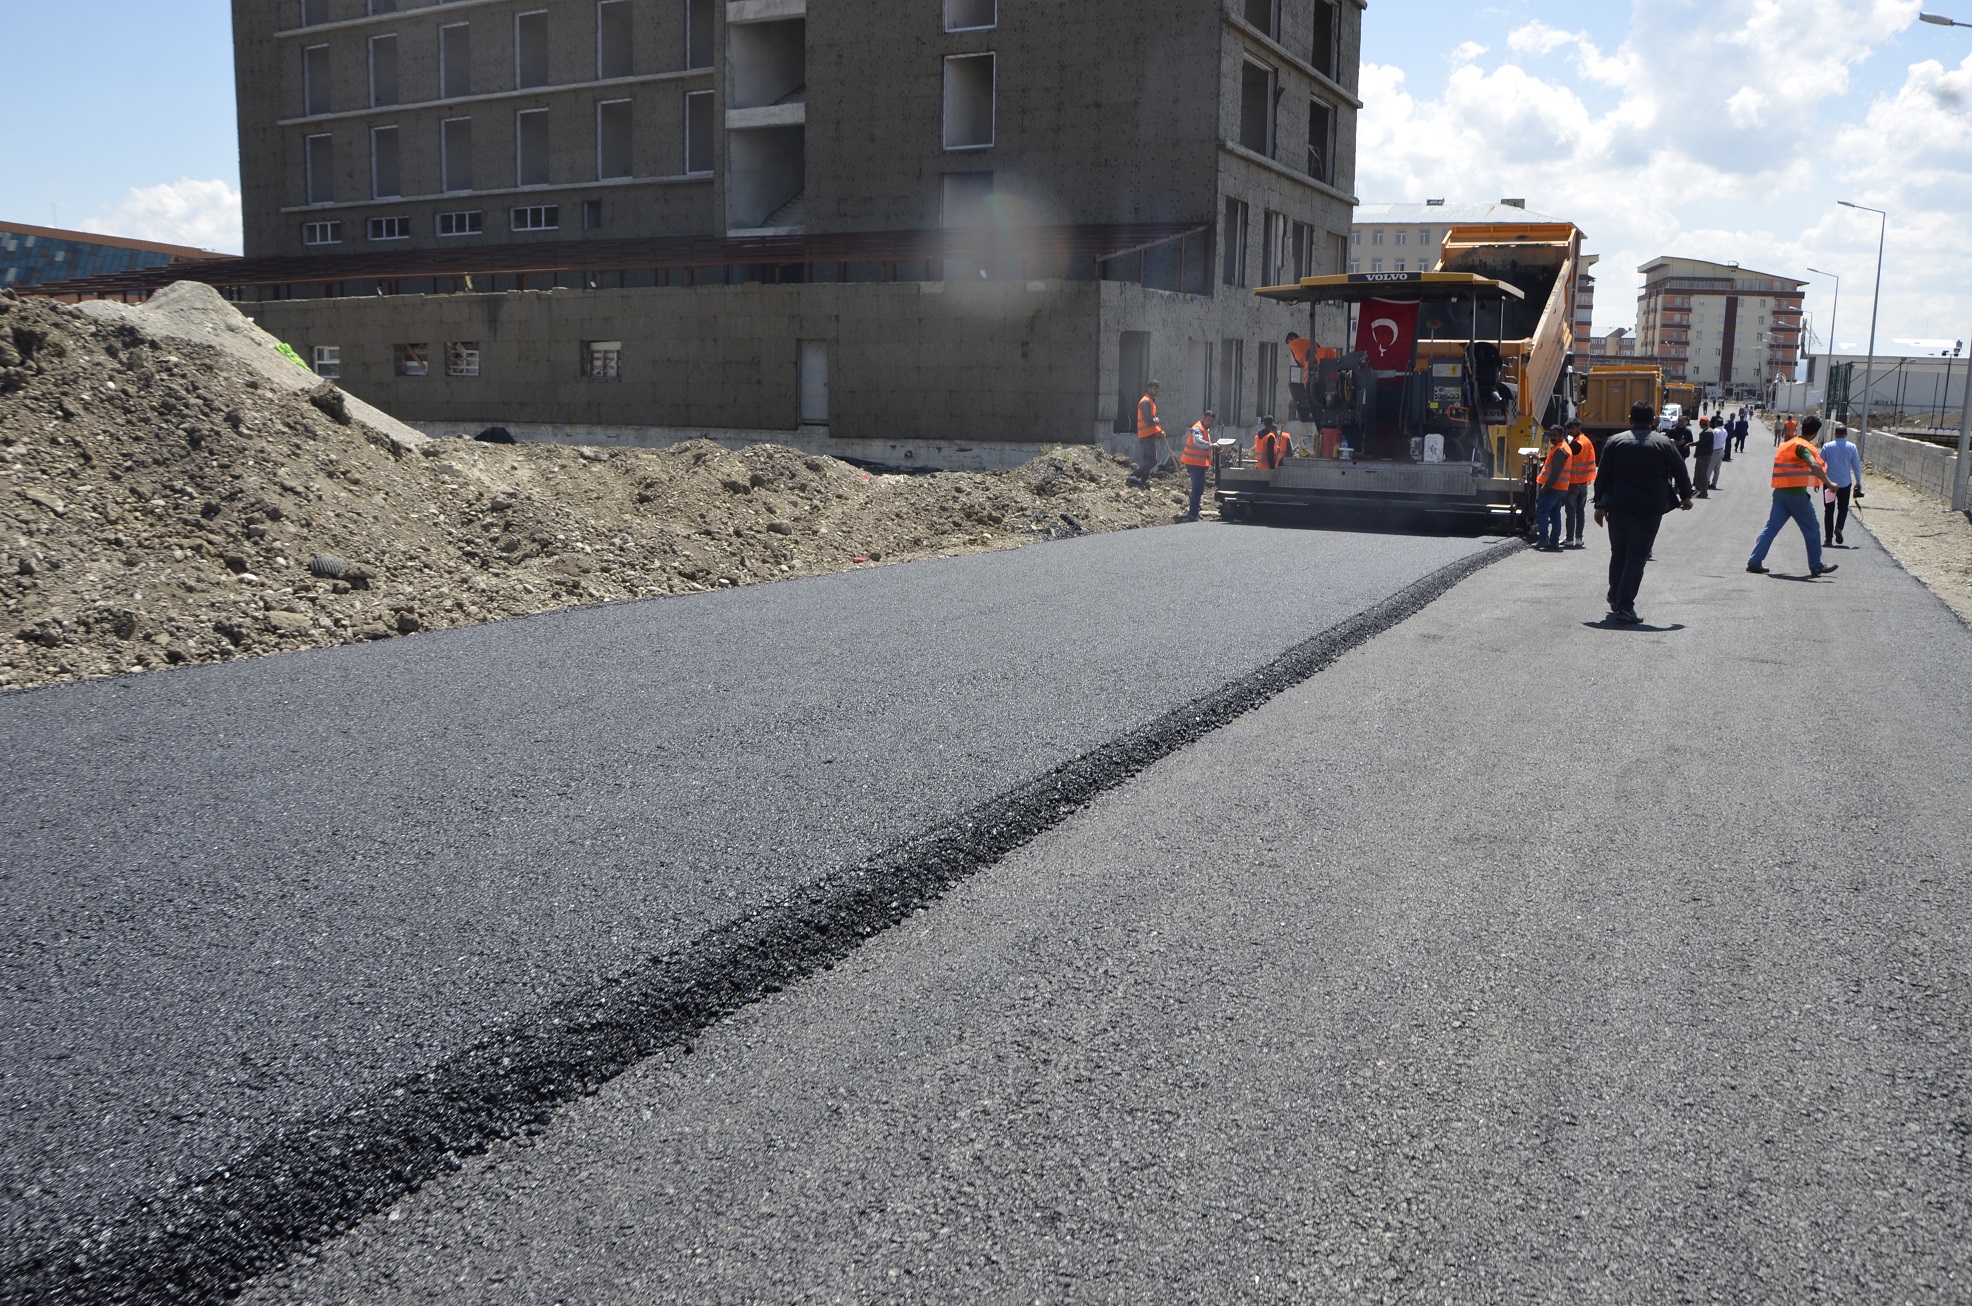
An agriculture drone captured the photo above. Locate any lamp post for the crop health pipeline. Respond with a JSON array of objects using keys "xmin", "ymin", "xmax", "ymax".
[
  {"xmin": 1838, "ymin": 201, "xmax": 1886, "ymax": 457},
  {"xmin": 1806, "ymin": 267, "xmax": 1840, "ymax": 420},
  {"xmin": 1956, "ymin": 336, "xmax": 1971, "ymax": 513},
  {"xmin": 1919, "ymin": 12, "xmax": 1972, "ymax": 26}
]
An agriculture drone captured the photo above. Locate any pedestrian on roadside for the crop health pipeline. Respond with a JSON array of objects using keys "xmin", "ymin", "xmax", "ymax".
[
  {"xmin": 1594, "ymin": 401, "xmax": 1695, "ymax": 625},
  {"xmin": 1177, "ymin": 410, "xmax": 1216, "ymax": 522},
  {"xmin": 1128, "ymin": 381, "xmax": 1164, "ymax": 488},
  {"xmin": 1562, "ymin": 419, "xmax": 1596, "ymax": 550},
  {"xmin": 1747, "ymin": 415, "xmax": 1839, "ymax": 577},
  {"xmin": 1818, "ymin": 422, "xmax": 1864, "ymax": 547},
  {"xmin": 1708, "ymin": 417, "xmax": 1728, "ymax": 490},
  {"xmin": 1733, "ymin": 412, "xmax": 1750, "ymax": 455},
  {"xmin": 1534, "ymin": 425, "xmax": 1571, "ymax": 551},
  {"xmin": 1776, "ymin": 414, "xmax": 1796, "ymax": 447},
  {"xmin": 1690, "ymin": 418, "xmax": 1719, "ymax": 498}
]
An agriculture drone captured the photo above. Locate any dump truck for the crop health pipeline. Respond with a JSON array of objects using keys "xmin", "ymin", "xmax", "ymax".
[
  {"xmin": 1578, "ymin": 365, "xmax": 1664, "ymax": 444},
  {"xmin": 1220, "ymin": 221, "xmax": 1585, "ymax": 526}
]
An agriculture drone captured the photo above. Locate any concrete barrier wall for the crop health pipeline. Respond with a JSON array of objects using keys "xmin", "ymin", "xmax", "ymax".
[{"xmin": 1865, "ymin": 430, "xmax": 1960, "ymax": 501}]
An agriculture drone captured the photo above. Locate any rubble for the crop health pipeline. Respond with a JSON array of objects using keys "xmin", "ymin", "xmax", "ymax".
[{"xmin": 1, "ymin": 284, "xmax": 1197, "ymax": 692}]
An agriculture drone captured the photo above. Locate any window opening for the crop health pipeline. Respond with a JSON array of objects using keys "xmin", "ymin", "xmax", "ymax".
[
  {"xmin": 943, "ymin": 54, "xmax": 995, "ymax": 150},
  {"xmin": 305, "ymin": 134, "xmax": 335, "ymax": 204},
  {"xmin": 436, "ymin": 210, "xmax": 483, "ymax": 236},
  {"xmin": 1220, "ymin": 339, "xmax": 1245, "ymax": 426},
  {"xmin": 583, "ymin": 198, "xmax": 604, "ymax": 229},
  {"xmin": 303, "ymin": 44, "xmax": 331, "ymax": 115},
  {"xmin": 1261, "ymin": 211, "xmax": 1286, "ymax": 287},
  {"xmin": 516, "ymin": 10, "xmax": 550, "ymax": 88},
  {"xmin": 684, "ymin": 90, "xmax": 714, "ymax": 173},
  {"xmin": 1239, "ymin": 60, "xmax": 1275, "ymax": 156},
  {"xmin": 516, "ymin": 108, "xmax": 550, "ymax": 186},
  {"xmin": 370, "ymin": 34, "xmax": 399, "ymax": 107},
  {"xmin": 586, "ymin": 340, "xmax": 623, "ymax": 380},
  {"xmin": 1114, "ymin": 331, "xmax": 1150, "ymax": 434},
  {"xmin": 598, "ymin": 1, "xmax": 633, "ymax": 78},
  {"xmin": 944, "ymin": 0, "xmax": 995, "ymax": 31},
  {"xmin": 686, "ymin": 0, "xmax": 715, "ymax": 69},
  {"xmin": 396, "ymin": 343, "xmax": 430, "ymax": 377},
  {"xmin": 597, "ymin": 98, "xmax": 633, "ymax": 179},
  {"xmin": 511, "ymin": 204, "xmax": 560, "ymax": 230},
  {"xmin": 312, "ymin": 345, "xmax": 341, "ymax": 378},
  {"xmin": 1222, "ymin": 198, "xmax": 1249, "ymax": 287},
  {"xmin": 371, "ymin": 125, "xmax": 401, "ymax": 198},
  {"xmin": 441, "ymin": 24, "xmax": 472, "ymax": 97},
  {"xmin": 442, "ymin": 117, "xmax": 474, "ymax": 191},
  {"xmin": 941, "ymin": 171, "xmax": 994, "ymax": 228},
  {"xmin": 1307, "ymin": 99, "xmax": 1333, "ymax": 184},
  {"xmin": 1311, "ymin": 0, "xmax": 1339, "ymax": 79},
  {"xmin": 302, "ymin": 221, "xmax": 342, "ymax": 246},
  {"xmin": 367, "ymin": 215, "xmax": 410, "ymax": 240},
  {"xmin": 799, "ymin": 341, "xmax": 829, "ymax": 423},
  {"xmin": 1242, "ymin": 0, "xmax": 1279, "ymax": 40},
  {"xmin": 447, "ymin": 342, "xmax": 481, "ymax": 377}
]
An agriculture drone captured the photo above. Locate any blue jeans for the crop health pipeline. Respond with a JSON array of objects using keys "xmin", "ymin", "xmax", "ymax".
[
  {"xmin": 1749, "ymin": 491, "xmax": 1824, "ymax": 571},
  {"xmin": 1186, "ymin": 464, "xmax": 1207, "ymax": 518},
  {"xmin": 1536, "ymin": 488, "xmax": 1566, "ymax": 547}
]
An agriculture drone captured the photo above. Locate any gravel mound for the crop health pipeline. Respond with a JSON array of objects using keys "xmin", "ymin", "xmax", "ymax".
[{"xmin": 0, "ymin": 286, "xmax": 1193, "ymax": 692}]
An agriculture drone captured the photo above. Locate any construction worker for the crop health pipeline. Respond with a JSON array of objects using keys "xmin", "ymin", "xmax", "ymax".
[
  {"xmin": 1533, "ymin": 425, "xmax": 1571, "ymax": 551},
  {"xmin": 1128, "ymin": 380, "xmax": 1165, "ymax": 488},
  {"xmin": 1178, "ymin": 410, "xmax": 1216, "ymax": 522},
  {"xmin": 1747, "ymin": 414, "xmax": 1839, "ymax": 577},
  {"xmin": 1776, "ymin": 414, "xmax": 1797, "ymax": 447},
  {"xmin": 1252, "ymin": 415, "xmax": 1290, "ymax": 471},
  {"xmin": 1285, "ymin": 333, "xmax": 1315, "ymax": 421},
  {"xmin": 1562, "ymin": 419, "xmax": 1596, "ymax": 550}
]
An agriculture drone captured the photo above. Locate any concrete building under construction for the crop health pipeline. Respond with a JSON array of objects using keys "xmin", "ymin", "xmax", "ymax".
[{"xmin": 49, "ymin": 0, "xmax": 1368, "ymax": 466}]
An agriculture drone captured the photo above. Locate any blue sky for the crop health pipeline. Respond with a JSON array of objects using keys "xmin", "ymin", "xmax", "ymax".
[{"xmin": 2, "ymin": 0, "xmax": 1968, "ymax": 352}]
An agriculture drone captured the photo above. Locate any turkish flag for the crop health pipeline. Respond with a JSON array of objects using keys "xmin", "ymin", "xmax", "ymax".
[{"xmin": 1356, "ymin": 299, "xmax": 1420, "ymax": 373}]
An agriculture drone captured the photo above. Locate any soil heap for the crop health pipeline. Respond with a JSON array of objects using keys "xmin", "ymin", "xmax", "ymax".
[{"xmin": 1, "ymin": 284, "xmax": 1197, "ymax": 692}]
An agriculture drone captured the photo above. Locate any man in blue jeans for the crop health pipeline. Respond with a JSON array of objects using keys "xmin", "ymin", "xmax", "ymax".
[
  {"xmin": 1748, "ymin": 415, "xmax": 1839, "ymax": 577},
  {"xmin": 1533, "ymin": 426, "xmax": 1571, "ymax": 551}
]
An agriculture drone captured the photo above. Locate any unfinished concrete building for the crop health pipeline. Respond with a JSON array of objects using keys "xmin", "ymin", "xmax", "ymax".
[{"xmin": 61, "ymin": 0, "xmax": 1366, "ymax": 464}]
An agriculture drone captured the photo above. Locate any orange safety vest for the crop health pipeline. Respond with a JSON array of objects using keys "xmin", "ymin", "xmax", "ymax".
[
  {"xmin": 1565, "ymin": 432, "xmax": 1598, "ymax": 490},
  {"xmin": 1782, "ymin": 418, "xmax": 1798, "ymax": 441},
  {"xmin": 1287, "ymin": 338, "xmax": 1313, "ymax": 380},
  {"xmin": 1771, "ymin": 437, "xmax": 1827, "ymax": 490},
  {"xmin": 1538, "ymin": 442, "xmax": 1571, "ymax": 490},
  {"xmin": 1181, "ymin": 422, "xmax": 1216, "ymax": 468},
  {"xmin": 1254, "ymin": 428, "xmax": 1288, "ymax": 469},
  {"xmin": 1137, "ymin": 394, "xmax": 1164, "ymax": 440}
]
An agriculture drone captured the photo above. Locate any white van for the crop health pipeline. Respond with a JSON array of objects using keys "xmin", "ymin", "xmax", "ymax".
[{"xmin": 1659, "ymin": 402, "xmax": 1682, "ymax": 431}]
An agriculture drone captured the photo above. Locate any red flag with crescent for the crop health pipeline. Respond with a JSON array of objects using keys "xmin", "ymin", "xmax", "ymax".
[{"xmin": 1355, "ymin": 299, "xmax": 1420, "ymax": 372}]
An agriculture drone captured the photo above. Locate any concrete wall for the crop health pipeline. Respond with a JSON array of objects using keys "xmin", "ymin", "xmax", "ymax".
[{"xmin": 1867, "ymin": 431, "xmax": 1962, "ymax": 502}]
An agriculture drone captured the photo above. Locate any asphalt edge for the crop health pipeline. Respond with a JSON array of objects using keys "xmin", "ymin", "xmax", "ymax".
[{"xmin": 1, "ymin": 535, "xmax": 1524, "ymax": 1306}]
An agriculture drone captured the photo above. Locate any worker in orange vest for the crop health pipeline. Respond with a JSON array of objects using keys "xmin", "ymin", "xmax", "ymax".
[
  {"xmin": 1747, "ymin": 414, "xmax": 1838, "ymax": 576},
  {"xmin": 1776, "ymin": 414, "xmax": 1798, "ymax": 448},
  {"xmin": 1128, "ymin": 380, "xmax": 1165, "ymax": 488},
  {"xmin": 1252, "ymin": 415, "xmax": 1290, "ymax": 470},
  {"xmin": 1286, "ymin": 333, "xmax": 1315, "ymax": 421},
  {"xmin": 1562, "ymin": 419, "xmax": 1597, "ymax": 549},
  {"xmin": 1178, "ymin": 410, "xmax": 1217, "ymax": 522},
  {"xmin": 1533, "ymin": 425, "xmax": 1572, "ymax": 551}
]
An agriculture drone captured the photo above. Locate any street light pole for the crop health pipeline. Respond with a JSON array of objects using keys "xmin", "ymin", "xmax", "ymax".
[
  {"xmin": 1806, "ymin": 267, "xmax": 1840, "ymax": 420},
  {"xmin": 1839, "ymin": 201, "xmax": 1886, "ymax": 457},
  {"xmin": 1955, "ymin": 334, "xmax": 1971, "ymax": 513}
]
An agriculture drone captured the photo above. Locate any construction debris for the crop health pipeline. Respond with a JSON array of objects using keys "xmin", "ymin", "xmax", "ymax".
[{"xmin": 1, "ymin": 284, "xmax": 1194, "ymax": 692}]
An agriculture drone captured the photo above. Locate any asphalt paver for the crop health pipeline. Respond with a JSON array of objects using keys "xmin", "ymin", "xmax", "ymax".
[
  {"xmin": 250, "ymin": 429, "xmax": 1972, "ymax": 1304},
  {"xmin": 0, "ymin": 518, "xmax": 1492, "ymax": 1281}
]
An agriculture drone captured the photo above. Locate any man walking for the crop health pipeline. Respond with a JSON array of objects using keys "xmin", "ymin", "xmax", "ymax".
[
  {"xmin": 1562, "ymin": 419, "xmax": 1596, "ymax": 549},
  {"xmin": 1177, "ymin": 410, "xmax": 1217, "ymax": 522},
  {"xmin": 1593, "ymin": 401, "xmax": 1694, "ymax": 625},
  {"xmin": 1734, "ymin": 411, "xmax": 1751, "ymax": 454},
  {"xmin": 1818, "ymin": 421, "xmax": 1863, "ymax": 547},
  {"xmin": 1128, "ymin": 381, "xmax": 1165, "ymax": 488},
  {"xmin": 1690, "ymin": 417, "xmax": 1720, "ymax": 499},
  {"xmin": 1747, "ymin": 415, "xmax": 1839, "ymax": 577},
  {"xmin": 1534, "ymin": 425, "xmax": 1571, "ymax": 551}
]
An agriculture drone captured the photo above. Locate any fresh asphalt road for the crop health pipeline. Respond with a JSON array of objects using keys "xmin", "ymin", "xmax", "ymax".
[
  {"xmin": 251, "ymin": 432, "xmax": 1972, "ymax": 1304},
  {"xmin": 0, "ymin": 519, "xmax": 1493, "ymax": 1260}
]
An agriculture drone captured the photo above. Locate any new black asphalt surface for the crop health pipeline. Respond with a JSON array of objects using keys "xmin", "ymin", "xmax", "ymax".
[
  {"xmin": 249, "ymin": 431, "xmax": 1972, "ymax": 1304},
  {"xmin": 0, "ymin": 519, "xmax": 1494, "ymax": 1292}
]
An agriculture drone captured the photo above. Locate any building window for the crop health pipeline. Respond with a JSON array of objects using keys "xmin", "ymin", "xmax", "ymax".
[
  {"xmin": 1222, "ymin": 197, "xmax": 1249, "ymax": 287},
  {"xmin": 1371, "ymin": 259, "xmax": 1383, "ymax": 273},
  {"xmin": 1242, "ymin": 0, "xmax": 1279, "ymax": 39},
  {"xmin": 1351, "ymin": 230, "xmax": 1360, "ymax": 246},
  {"xmin": 685, "ymin": 0, "xmax": 714, "ymax": 68},
  {"xmin": 305, "ymin": 133, "xmax": 335, "ymax": 205},
  {"xmin": 516, "ymin": 10, "xmax": 550, "ymax": 88},
  {"xmin": 1394, "ymin": 230, "xmax": 1407, "ymax": 247},
  {"xmin": 583, "ymin": 198, "xmax": 604, "ymax": 229},
  {"xmin": 301, "ymin": 220, "xmax": 342, "ymax": 246},
  {"xmin": 684, "ymin": 90, "xmax": 714, "ymax": 173},
  {"xmin": 1239, "ymin": 60, "xmax": 1276, "ymax": 156},
  {"xmin": 1261, "ymin": 210, "xmax": 1286, "ymax": 287},
  {"xmin": 1371, "ymin": 230, "xmax": 1384, "ymax": 246},
  {"xmin": 1394, "ymin": 259, "xmax": 1406, "ymax": 272},
  {"xmin": 436, "ymin": 210, "xmax": 483, "ymax": 237},
  {"xmin": 446, "ymin": 342, "xmax": 481, "ymax": 377},
  {"xmin": 443, "ymin": 117, "xmax": 474, "ymax": 191},
  {"xmin": 367, "ymin": 215, "xmax": 411, "ymax": 241},
  {"xmin": 1290, "ymin": 220, "xmax": 1314, "ymax": 280},
  {"xmin": 441, "ymin": 24, "xmax": 472, "ymax": 98},
  {"xmin": 370, "ymin": 1, "xmax": 399, "ymax": 14},
  {"xmin": 944, "ymin": 0, "xmax": 995, "ymax": 31},
  {"xmin": 312, "ymin": 345, "xmax": 341, "ymax": 378},
  {"xmin": 371, "ymin": 126, "xmax": 401, "ymax": 199},
  {"xmin": 370, "ymin": 34, "xmax": 399, "ymax": 107},
  {"xmin": 943, "ymin": 54, "xmax": 995, "ymax": 150},
  {"xmin": 1257, "ymin": 341, "xmax": 1279, "ymax": 420},
  {"xmin": 511, "ymin": 204, "xmax": 559, "ymax": 231},
  {"xmin": 1349, "ymin": 260, "xmax": 1360, "ymax": 273},
  {"xmin": 396, "ymin": 343, "xmax": 430, "ymax": 377},
  {"xmin": 1419, "ymin": 229, "xmax": 1432, "ymax": 244},
  {"xmin": 597, "ymin": 98, "xmax": 633, "ymax": 179},
  {"xmin": 300, "ymin": 0, "xmax": 329, "ymax": 26},
  {"xmin": 1311, "ymin": 0, "xmax": 1340, "ymax": 79},
  {"xmin": 585, "ymin": 340, "xmax": 623, "ymax": 380},
  {"xmin": 303, "ymin": 44, "xmax": 331, "ymax": 115},
  {"xmin": 941, "ymin": 171, "xmax": 994, "ymax": 227},
  {"xmin": 598, "ymin": 0, "xmax": 633, "ymax": 78},
  {"xmin": 1219, "ymin": 338, "xmax": 1246, "ymax": 425},
  {"xmin": 516, "ymin": 109, "xmax": 551, "ymax": 186}
]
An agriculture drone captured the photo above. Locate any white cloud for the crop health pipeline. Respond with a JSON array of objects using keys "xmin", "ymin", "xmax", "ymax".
[
  {"xmin": 1354, "ymin": 0, "xmax": 1965, "ymax": 348},
  {"xmin": 1450, "ymin": 41, "xmax": 1489, "ymax": 66},
  {"xmin": 80, "ymin": 179, "xmax": 241, "ymax": 255}
]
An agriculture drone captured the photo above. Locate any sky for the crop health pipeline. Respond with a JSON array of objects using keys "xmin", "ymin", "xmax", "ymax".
[{"xmin": 0, "ymin": 0, "xmax": 1967, "ymax": 356}]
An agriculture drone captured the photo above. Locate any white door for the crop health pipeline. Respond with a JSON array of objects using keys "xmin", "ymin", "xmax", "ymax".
[{"xmin": 799, "ymin": 340, "xmax": 829, "ymax": 425}]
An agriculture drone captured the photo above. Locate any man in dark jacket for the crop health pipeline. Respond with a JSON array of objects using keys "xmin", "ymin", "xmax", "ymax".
[{"xmin": 1593, "ymin": 401, "xmax": 1695, "ymax": 625}]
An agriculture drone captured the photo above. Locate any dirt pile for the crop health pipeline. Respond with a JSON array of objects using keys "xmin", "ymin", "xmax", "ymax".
[{"xmin": 1, "ymin": 285, "xmax": 1196, "ymax": 692}]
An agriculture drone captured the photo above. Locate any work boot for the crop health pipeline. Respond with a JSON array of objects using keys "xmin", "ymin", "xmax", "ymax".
[
  {"xmin": 1811, "ymin": 563, "xmax": 1839, "ymax": 577},
  {"xmin": 1746, "ymin": 562, "xmax": 1769, "ymax": 573}
]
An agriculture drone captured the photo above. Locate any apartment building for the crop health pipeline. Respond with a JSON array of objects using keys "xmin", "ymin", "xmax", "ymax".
[
  {"xmin": 1635, "ymin": 256, "xmax": 1805, "ymax": 390},
  {"xmin": 100, "ymin": 0, "xmax": 1366, "ymax": 461},
  {"xmin": 1346, "ymin": 199, "xmax": 1559, "ymax": 275}
]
